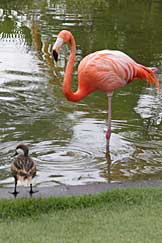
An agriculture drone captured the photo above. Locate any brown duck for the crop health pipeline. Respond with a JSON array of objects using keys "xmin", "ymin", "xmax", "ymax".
[{"xmin": 10, "ymin": 144, "xmax": 37, "ymax": 195}]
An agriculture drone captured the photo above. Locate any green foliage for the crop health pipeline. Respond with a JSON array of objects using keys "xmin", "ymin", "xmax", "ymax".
[{"xmin": 0, "ymin": 186, "xmax": 162, "ymax": 220}]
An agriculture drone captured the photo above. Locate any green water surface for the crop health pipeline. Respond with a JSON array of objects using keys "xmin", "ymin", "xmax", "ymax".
[{"xmin": 0, "ymin": 0, "xmax": 162, "ymax": 187}]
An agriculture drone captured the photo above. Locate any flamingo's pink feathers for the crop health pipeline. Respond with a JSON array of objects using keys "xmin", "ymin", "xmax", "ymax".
[
  {"xmin": 53, "ymin": 31, "xmax": 160, "ymax": 102},
  {"xmin": 53, "ymin": 30, "xmax": 160, "ymax": 144},
  {"xmin": 137, "ymin": 65, "xmax": 160, "ymax": 92},
  {"xmin": 149, "ymin": 67, "xmax": 158, "ymax": 74},
  {"xmin": 78, "ymin": 50, "xmax": 160, "ymax": 94}
]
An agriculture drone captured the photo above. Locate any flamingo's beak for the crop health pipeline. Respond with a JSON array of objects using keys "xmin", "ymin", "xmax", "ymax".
[
  {"xmin": 53, "ymin": 50, "xmax": 58, "ymax": 62},
  {"xmin": 52, "ymin": 37, "xmax": 64, "ymax": 62}
]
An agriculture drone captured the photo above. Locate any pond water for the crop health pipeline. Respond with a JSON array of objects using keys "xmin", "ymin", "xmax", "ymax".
[{"xmin": 0, "ymin": 0, "xmax": 162, "ymax": 188}]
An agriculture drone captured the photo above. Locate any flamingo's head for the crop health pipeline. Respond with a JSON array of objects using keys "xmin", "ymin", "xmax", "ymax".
[
  {"xmin": 52, "ymin": 30, "xmax": 73, "ymax": 62},
  {"xmin": 52, "ymin": 37, "xmax": 63, "ymax": 62}
]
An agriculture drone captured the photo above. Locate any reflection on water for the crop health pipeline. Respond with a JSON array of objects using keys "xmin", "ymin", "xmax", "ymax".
[{"xmin": 0, "ymin": 0, "xmax": 162, "ymax": 188}]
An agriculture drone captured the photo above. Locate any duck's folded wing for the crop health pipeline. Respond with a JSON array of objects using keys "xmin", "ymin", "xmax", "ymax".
[{"xmin": 11, "ymin": 157, "xmax": 36, "ymax": 177}]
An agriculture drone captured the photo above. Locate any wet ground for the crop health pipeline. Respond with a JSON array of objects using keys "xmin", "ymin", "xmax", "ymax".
[{"xmin": 3, "ymin": 180, "xmax": 162, "ymax": 199}]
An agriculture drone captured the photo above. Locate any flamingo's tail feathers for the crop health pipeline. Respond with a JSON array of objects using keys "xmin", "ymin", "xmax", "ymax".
[
  {"xmin": 148, "ymin": 67, "xmax": 158, "ymax": 74},
  {"xmin": 137, "ymin": 65, "xmax": 160, "ymax": 92}
]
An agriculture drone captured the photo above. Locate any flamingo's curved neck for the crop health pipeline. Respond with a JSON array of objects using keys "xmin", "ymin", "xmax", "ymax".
[{"xmin": 63, "ymin": 34, "xmax": 84, "ymax": 102}]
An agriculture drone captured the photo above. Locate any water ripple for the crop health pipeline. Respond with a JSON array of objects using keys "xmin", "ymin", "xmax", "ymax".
[{"xmin": 0, "ymin": 1, "xmax": 162, "ymax": 188}]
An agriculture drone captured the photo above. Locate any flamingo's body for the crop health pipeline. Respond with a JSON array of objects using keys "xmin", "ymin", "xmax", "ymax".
[{"xmin": 53, "ymin": 30, "xmax": 160, "ymax": 146}]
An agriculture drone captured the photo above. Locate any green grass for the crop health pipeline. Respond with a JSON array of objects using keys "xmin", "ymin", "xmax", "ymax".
[{"xmin": 1, "ymin": 186, "xmax": 162, "ymax": 242}]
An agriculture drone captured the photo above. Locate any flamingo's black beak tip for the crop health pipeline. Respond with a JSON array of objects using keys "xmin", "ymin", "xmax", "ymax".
[{"xmin": 53, "ymin": 50, "xmax": 58, "ymax": 62}]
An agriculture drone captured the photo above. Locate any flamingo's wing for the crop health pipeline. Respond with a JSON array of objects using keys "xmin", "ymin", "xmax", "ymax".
[{"xmin": 95, "ymin": 69, "xmax": 128, "ymax": 93}]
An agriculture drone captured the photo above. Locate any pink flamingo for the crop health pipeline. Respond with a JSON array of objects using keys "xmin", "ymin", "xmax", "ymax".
[{"xmin": 52, "ymin": 30, "xmax": 160, "ymax": 146}]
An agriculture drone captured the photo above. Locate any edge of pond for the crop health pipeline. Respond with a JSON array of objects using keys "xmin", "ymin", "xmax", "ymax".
[{"xmin": 1, "ymin": 179, "xmax": 162, "ymax": 199}]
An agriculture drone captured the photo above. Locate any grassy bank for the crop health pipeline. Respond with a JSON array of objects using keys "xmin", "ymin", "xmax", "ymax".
[{"xmin": 1, "ymin": 186, "xmax": 162, "ymax": 242}]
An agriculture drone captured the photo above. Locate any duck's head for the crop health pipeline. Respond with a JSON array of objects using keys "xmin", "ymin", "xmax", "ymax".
[{"xmin": 14, "ymin": 144, "xmax": 29, "ymax": 157}]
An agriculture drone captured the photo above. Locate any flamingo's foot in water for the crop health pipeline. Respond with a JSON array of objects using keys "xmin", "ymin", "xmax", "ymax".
[
  {"xmin": 106, "ymin": 128, "xmax": 111, "ymax": 140},
  {"xmin": 106, "ymin": 128, "xmax": 111, "ymax": 148}
]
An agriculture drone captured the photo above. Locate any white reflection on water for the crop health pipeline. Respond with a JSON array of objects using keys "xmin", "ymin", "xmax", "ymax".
[
  {"xmin": 0, "ymin": 33, "xmax": 40, "ymax": 80},
  {"xmin": 134, "ymin": 90, "xmax": 161, "ymax": 120},
  {"xmin": 0, "ymin": 1, "xmax": 162, "ymax": 189}
]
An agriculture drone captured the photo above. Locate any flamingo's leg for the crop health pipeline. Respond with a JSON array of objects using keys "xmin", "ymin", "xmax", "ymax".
[{"xmin": 106, "ymin": 93, "xmax": 113, "ymax": 146}]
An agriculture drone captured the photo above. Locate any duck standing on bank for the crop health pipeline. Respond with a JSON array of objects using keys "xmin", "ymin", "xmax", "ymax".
[{"xmin": 10, "ymin": 144, "xmax": 37, "ymax": 196}]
